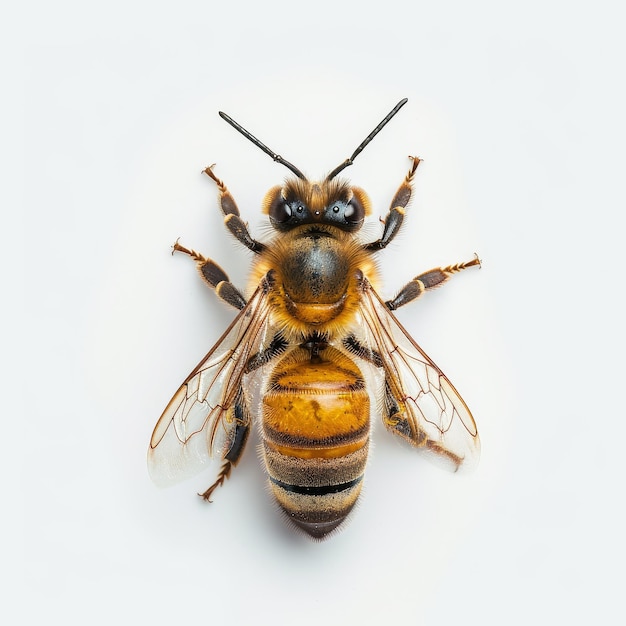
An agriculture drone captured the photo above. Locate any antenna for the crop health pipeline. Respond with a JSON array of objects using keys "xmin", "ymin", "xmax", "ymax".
[
  {"xmin": 326, "ymin": 98, "xmax": 408, "ymax": 180},
  {"xmin": 218, "ymin": 111, "xmax": 307, "ymax": 180}
]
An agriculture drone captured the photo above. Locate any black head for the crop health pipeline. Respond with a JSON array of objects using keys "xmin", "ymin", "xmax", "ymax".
[
  {"xmin": 262, "ymin": 178, "xmax": 371, "ymax": 232},
  {"xmin": 218, "ymin": 99, "xmax": 407, "ymax": 232}
]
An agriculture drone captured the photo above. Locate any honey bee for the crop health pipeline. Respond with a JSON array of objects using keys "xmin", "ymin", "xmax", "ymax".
[{"xmin": 148, "ymin": 99, "xmax": 481, "ymax": 539}]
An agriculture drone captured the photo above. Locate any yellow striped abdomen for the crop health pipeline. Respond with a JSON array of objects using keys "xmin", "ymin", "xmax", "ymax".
[{"xmin": 262, "ymin": 346, "xmax": 370, "ymax": 538}]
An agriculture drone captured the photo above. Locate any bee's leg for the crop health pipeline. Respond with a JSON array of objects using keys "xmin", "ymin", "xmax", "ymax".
[
  {"xmin": 343, "ymin": 336, "xmax": 407, "ymax": 434},
  {"xmin": 199, "ymin": 461, "xmax": 233, "ymax": 502},
  {"xmin": 382, "ymin": 387, "xmax": 466, "ymax": 470},
  {"xmin": 344, "ymin": 332, "xmax": 463, "ymax": 467},
  {"xmin": 343, "ymin": 335, "xmax": 401, "ymax": 430},
  {"xmin": 200, "ymin": 391, "xmax": 250, "ymax": 501},
  {"xmin": 385, "ymin": 254, "xmax": 481, "ymax": 311},
  {"xmin": 198, "ymin": 335, "xmax": 287, "ymax": 502},
  {"xmin": 364, "ymin": 156, "xmax": 421, "ymax": 251},
  {"xmin": 172, "ymin": 239, "xmax": 247, "ymax": 310},
  {"xmin": 343, "ymin": 334, "xmax": 383, "ymax": 368},
  {"xmin": 203, "ymin": 165, "xmax": 265, "ymax": 254},
  {"xmin": 244, "ymin": 332, "xmax": 288, "ymax": 372}
]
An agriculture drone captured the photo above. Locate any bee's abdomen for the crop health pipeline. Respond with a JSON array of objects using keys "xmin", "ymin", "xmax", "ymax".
[{"xmin": 262, "ymin": 348, "xmax": 370, "ymax": 539}]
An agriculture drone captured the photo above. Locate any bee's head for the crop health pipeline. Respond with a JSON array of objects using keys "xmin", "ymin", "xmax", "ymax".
[
  {"xmin": 217, "ymin": 98, "xmax": 407, "ymax": 232},
  {"xmin": 262, "ymin": 178, "xmax": 371, "ymax": 232}
]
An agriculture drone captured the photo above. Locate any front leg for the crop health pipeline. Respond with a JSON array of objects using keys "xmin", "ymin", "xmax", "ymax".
[
  {"xmin": 364, "ymin": 156, "xmax": 421, "ymax": 251},
  {"xmin": 203, "ymin": 165, "xmax": 265, "ymax": 253},
  {"xmin": 385, "ymin": 254, "xmax": 481, "ymax": 311}
]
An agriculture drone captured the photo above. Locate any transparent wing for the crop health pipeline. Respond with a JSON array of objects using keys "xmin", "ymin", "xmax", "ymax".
[
  {"xmin": 148, "ymin": 280, "xmax": 273, "ymax": 487},
  {"xmin": 357, "ymin": 279, "xmax": 480, "ymax": 472}
]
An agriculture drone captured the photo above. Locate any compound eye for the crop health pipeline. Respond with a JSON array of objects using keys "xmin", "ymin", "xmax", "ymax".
[
  {"xmin": 345, "ymin": 195, "xmax": 365, "ymax": 225},
  {"xmin": 269, "ymin": 199, "xmax": 292, "ymax": 223}
]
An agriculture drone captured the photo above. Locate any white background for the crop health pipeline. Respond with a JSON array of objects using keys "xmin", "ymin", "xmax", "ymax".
[{"xmin": 7, "ymin": 1, "xmax": 625, "ymax": 624}]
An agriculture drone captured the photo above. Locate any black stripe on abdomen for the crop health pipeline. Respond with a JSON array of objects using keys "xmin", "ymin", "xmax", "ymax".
[{"xmin": 269, "ymin": 475, "xmax": 363, "ymax": 496}]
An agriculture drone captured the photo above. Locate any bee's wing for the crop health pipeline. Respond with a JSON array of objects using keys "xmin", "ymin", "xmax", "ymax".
[
  {"xmin": 148, "ymin": 281, "xmax": 273, "ymax": 487},
  {"xmin": 358, "ymin": 279, "xmax": 480, "ymax": 472}
]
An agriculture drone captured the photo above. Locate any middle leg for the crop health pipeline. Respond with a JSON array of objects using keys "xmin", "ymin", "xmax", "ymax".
[
  {"xmin": 385, "ymin": 254, "xmax": 481, "ymax": 311},
  {"xmin": 172, "ymin": 239, "xmax": 247, "ymax": 310}
]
